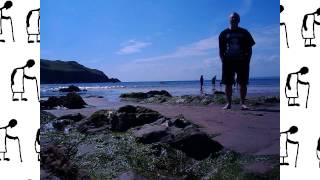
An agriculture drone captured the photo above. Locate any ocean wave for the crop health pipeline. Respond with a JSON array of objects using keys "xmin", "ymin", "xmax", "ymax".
[{"xmin": 41, "ymin": 85, "xmax": 126, "ymax": 92}]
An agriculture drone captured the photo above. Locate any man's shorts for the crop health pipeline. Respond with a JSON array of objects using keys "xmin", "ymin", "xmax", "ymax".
[{"xmin": 221, "ymin": 60, "xmax": 250, "ymax": 85}]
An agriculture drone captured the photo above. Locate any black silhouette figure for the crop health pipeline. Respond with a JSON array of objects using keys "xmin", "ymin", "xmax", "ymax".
[
  {"xmin": 280, "ymin": 5, "xmax": 289, "ymax": 48},
  {"xmin": 200, "ymin": 75, "xmax": 204, "ymax": 92},
  {"xmin": 280, "ymin": 126, "xmax": 299, "ymax": 167},
  {"xmin": 219, "ymin": 12, "xmax": 255, "ymax": 110},
  {"xmin": 26, "ymin": 8, "xmax": 40, "ymax": 43},
  {"xmin": 0, "ymin": 1, "xmax": 14, "ymax": 42},
  {"xmin": 302, "ymin": 8, "xmax": 320, "ymax": 47},
  {"xmin": 212, "ymin": 75, "xmax": 216, "ymax": 90},
  {"xmin": 11, "ymin": 59, "xmax": 39, "ymax": 101},
  {"xmin": 285, "ymin": 67, "xmax": 310, "ymax": 108},
  {"xmin": 317, "ymin": 137, "xmax": 320, "ymax": 168},
  {"xmin": 35, "ymin": 129, "xmax": 40, "ymax": 161},
  {"xmin": 0, "ymin": 119, "xmax": 22, "ymax": 162}
]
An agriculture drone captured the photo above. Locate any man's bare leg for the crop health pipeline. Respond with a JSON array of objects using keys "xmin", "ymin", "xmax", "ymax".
[
  {"xmin": 240, "ymin": 84, "xmax": 249, "ymax": 110},
  {"xmin": 223, "ymin": 85, "xmax": 232, "ymax": 109}
]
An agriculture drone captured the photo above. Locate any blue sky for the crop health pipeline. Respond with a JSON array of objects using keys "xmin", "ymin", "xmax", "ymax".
[{"xmin": 41, "ymin": 0, "xmax": 279, "ymax": 82}]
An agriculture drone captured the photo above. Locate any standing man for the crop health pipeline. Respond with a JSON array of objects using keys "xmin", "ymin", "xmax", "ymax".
[
  {"xmin": 200, "ymin": 75, "xmax": 204, "ymax": 93},
  {"xmin": 219, "ymin": 12, "xmax": 255, "ymax": 110}
]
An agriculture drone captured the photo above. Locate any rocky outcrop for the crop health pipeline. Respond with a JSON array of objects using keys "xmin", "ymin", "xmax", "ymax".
[
  {"xmin": 77, "ymin": 105, "xmax": 163, "ymax": 133},
  {"xmin": 41, "ymin": 144, "xmax": 91, "ymax": 180},
  {"xmin": 41, "ymin": 93, "xmax": 87, "ymax": 110},
  {"xmin": 132, "ymin": 116, "xmax": 222, "ymax": 160},
  {"xmin": 58, "ymin": 85, "xmax": 81, "ymax": 92},
  {"xmin": 120, "ymin": 90, "xmax": 172, "ymax": 99},
  {"xmin": 41, "ymin": 59, "xmax": 120, "ymax": 84},
  {"xmin": 77, "ymin": 105, "xmax": 222, "ymax": 160}
]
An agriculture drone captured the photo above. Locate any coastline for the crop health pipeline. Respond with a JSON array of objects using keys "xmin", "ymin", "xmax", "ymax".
[{"xmin": 45, "ymin": 95, "xmax": 279, "ymax": 156}]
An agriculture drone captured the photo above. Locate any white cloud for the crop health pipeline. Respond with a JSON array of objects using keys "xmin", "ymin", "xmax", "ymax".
[
  {"xmin": 134, "ymin": 36, "xmax": 218, "ymax": 63},
  {"xmin": 116, "ymin": 40, "xmax": 151, "ymax": 55},
  {"xmin": 239, "ymin": 0, "xmax": 252, "ymax": 15}
]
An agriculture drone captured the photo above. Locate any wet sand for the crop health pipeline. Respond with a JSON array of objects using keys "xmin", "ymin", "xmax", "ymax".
[{"xmin": 46, "ymin": 97, "xmax": 279, "ymax": 156}]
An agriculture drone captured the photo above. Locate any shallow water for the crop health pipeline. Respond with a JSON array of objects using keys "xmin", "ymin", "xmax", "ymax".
[{"xmin": 41, "ymin": 78, "xmax": 279, "ymax": 102}]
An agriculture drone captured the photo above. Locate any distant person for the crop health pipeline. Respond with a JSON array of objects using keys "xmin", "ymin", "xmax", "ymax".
[
  {"xmin": 0, "ymin": 1, "xmax": 14, "ymax": 42},
  {"xmin": 219, "ymin": 12, "xmax": 255, "ymax": 110},
  {"xmin": 11, "ymin": 59, "xmax": 37, "ymax": 101},
  {"xmin": 200, "ymin": 75, "xmax": 204, "ymax": 92},
  {"xmin": 280, "ymin": 126, "xmax": 299, "ymax": 167},
  {"xmin": 285, "ymin": 67, "xmax": 310, "ymax": 108},
  {"xmin": 0, "ymin": 119, "xmax": 18, "ymax": 161},
  {"xmin": 301, "ymin": 8, "xmax": 320, "ymax": 47},
  {"xmin": 211, "ymin": 75, "xmax": 216, "ymax": 90}
]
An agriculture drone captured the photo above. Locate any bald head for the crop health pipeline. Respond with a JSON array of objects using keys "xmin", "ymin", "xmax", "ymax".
[{"xmin": 229, "ymin": 12, "xmax": 240, "ymax": 29}]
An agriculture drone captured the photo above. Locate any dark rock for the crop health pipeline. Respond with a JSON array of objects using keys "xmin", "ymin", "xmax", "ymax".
[
  {"xmin": 77, "ymin": 106, "xmax": 162, "ymax": 133},
  {"xmin": 61, "ymin": 93, "xmax": 86, "ymax": 109},
  {"xmin": 58, "ymin": 113, "xmax": 86, "ymax": 122},
  {"xmin": 59, "ymin": 85, "xmax": 81, "ymax": 92},
  {"xmin": 111, "ymin": 105, "xmax": 163, "ymax": 131},
  {"xmin": 120, "ymin": 90, "xmax": 172, "ymax": 100},
  {"xmin": 147, "ymin": 90, "xmax": 172, "ymax": 97},
  {"xmin": 40, "ymin": 96, "xmax": 62, "ymax": 110},
  {"xmin": 52, "ymin": 119, "xmax": 73, "ymax": 131},
  {"xmin": 166, "ymin": 126, "xmax": 223, "ymax": 160},
  {"xmin": 214, "ymin": 91, "xmax": 225, "ymax": 95},
  {"xmin": 168, "ymin": 115, "xmax": 192, "ymax": 128},
  {"xmin": 120, "ymin": 92, "xmax": 148, "ymax": 99},
  {"xmin": 131, "ymin": 114, "xmax": 222, "ymax": 160},
  {"xmin": 132, "ymin": 124, "xmax": 169, "ymax": 144},
  {"xmin": 41, "ymin": 144, "xmax": 91, "ymax": 180},
  {"xmin": 77, "ymin": 110, "xmax": 113, "ymax": 134},
  {"xmin": 41, "ymin": 93, "xmax": 87, "ymax": 110}
]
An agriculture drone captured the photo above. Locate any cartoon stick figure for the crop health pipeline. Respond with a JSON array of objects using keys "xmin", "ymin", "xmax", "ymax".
[
  {"xmin": 285, "ymin": 67, "xmax": 310, "ymax": 108},
  {"xmin": 11, "ymin": 59, "xmax": 39, "ymax": 101},
  {"xmin": 301, "ymin": 8, "xmax": 320, "ymax": 47},
  {"xmin": 0, "ymin": 1, "xmax": 14, "ymax": 42},
  {"xmin": 280, "ymin": 5, "xmax": 289, "ymax": 48},
  {"xmin": 35, "ymin": 129, "xmax": 40, "ymax": 161},
  {"xmin": 317, "ymin": 137, "xmax": 320, "ymax": 168},
  {"xmin": 0, "ymin": 119, "xmax": 22, "ymax": 162},
  {"xmin": 26, "ymin": 8, "xmax": 40, "ymax": 43},
  {"xmin": 280, "ymin": 126, "xmax": 299, "ymax": 167}
]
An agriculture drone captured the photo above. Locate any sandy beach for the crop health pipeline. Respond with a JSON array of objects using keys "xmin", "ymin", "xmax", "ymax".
[{"xmin": 46, "ymin": 96, "xmax": 279, "ymax": 156}]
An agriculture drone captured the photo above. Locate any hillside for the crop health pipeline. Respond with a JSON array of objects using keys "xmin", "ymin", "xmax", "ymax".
[{"xmin": 40, "ymin": 59, "xmax": 120, "ymax": 84}]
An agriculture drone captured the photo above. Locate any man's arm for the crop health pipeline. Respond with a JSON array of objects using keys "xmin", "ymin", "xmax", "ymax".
[{"xmin": 219, "ymin": 33, "xmax": 226, "ymax": 62}]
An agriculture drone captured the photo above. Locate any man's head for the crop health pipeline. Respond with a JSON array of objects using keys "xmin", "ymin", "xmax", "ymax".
[
  {"xmin": 3, "ymin": 1, "xmax": 12, "ymax": 10},
  {"xmin": 26, "ymin": 59, "xmax": 35, "ymax": 68},
  {"xmin": 229, "ymin": 12, "xmax": 240, "ymax": 29},
  {"xmin": 317, "ymin": 137, "xmax": 320, "ymax": 151},
  {"xmin": 8, "ymin": 119, "xmax": 17, "ymax": 128},
  {"xmin": 316, "ymin": 8, "xmax": 320, "ymax": 15},
  {"xmin": 288, "ymin": 126, "xmax": 298, "ymax": 134},
  {"xmin": 299, "ymin": 66, "xmax": 309, "ymax": 75}
]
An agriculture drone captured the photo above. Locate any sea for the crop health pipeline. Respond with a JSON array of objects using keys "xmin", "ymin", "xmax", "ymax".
[{"xmin": 40, "ymin": 78, "xmax": 280, "ymax": 102}]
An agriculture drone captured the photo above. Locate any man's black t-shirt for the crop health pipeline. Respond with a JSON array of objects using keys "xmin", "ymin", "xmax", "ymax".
[{"xmin": 219, "ymin": 27, "xmax": 255, "ymax": 60}]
